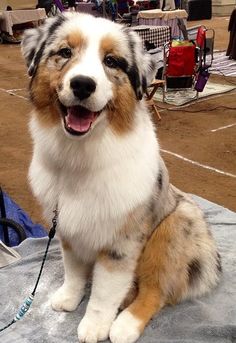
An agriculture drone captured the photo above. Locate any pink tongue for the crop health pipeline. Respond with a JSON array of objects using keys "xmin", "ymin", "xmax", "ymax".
[{"xmin": 66, "ymin": 106, "xmax": 95, "ymax": 133}]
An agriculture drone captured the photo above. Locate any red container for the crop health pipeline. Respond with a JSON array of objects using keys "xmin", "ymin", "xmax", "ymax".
[{"xmin": 167, "ymin": 44, "xmax": 196, "ymax": 77}]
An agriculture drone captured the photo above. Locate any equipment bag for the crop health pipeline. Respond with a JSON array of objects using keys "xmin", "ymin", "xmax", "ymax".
[{"xmin": 195, "ymin": 67, "xmax": 210, "ymax": 92}]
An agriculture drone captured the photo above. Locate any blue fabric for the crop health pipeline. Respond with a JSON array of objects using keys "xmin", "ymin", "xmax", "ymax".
[
  {"xmin": 0, "ymin": 192, "xmax": 47, "ymax": 247},
  {"xmin": 175, "ymin": 0, "xmax": 181, "ymax": 7}
]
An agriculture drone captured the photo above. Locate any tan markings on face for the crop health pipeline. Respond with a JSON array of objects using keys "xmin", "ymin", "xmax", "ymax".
[
  {"xmin": 100, "ymin": 35, "xmax": 128, "ymax": 86},
  {"xmin": 30, "ymin": 63, "xmax": 61, "ymax": 127},
  {"xmin": 31, "ymin": 61, "xmax": 78, "ymax": 128},
  {"xmin": 100, "ymin": 35, "xmax": 123, "ymax": 58},
  {"xmin": 48, "ymin": 31, "xmax": 87, "ymax": 72},
  {"xmin": 31, "ymin": 60, "xmax": 77, "ymax": 128},
  {"xmin": 100, "ymin": 35, "xmax": 137, "ymax": 135},
  {"xmin": 30, "ymin": 33, "xmax": 88, "ymax": 128},
  {"xmin": 106, "ymin": 78, "xmax": 136, "ymax": 135},
  {"xmin": 67, "ymin": 31, "xmax": 87, "ymax": 50}
]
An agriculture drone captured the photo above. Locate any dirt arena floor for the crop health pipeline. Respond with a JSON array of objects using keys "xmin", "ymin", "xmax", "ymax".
[{"xmin": 0, "ymin": 15, "xmax": 235, "ymax": 227}]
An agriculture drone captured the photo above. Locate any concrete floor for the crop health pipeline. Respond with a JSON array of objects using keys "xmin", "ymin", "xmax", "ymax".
[{"xmin": 0, "ymin": 16, "xmax": 235, "ymax": 228}]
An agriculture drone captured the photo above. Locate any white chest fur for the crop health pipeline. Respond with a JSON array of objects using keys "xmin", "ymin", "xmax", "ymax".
[{"xmin": 29, "ymin": 108, "xmax": 159, "ymax": 261}]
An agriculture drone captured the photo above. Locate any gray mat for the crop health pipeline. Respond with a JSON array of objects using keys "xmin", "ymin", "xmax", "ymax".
[
  {"xmin": 209, "ymin": 51, "xmax": 236, "ymax": 77},
  {"xmin": 0, "ymin": 195, "xmax": 236, "ymax": 343}
]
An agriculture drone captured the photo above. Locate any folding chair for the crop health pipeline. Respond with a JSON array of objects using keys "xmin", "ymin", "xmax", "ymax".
[
  {"xmin": 162, "ymin": 40, "xmax": 199, "ymax": 102},
  {"xmin": 162, "ymin": 25, "xmax": 215, "ymax": 103}
]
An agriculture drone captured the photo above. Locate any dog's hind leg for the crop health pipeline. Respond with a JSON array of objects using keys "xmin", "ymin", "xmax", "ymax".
[
  {"xmin": 110, "ymin": 285, "xmax": 165, "ymax": 343},
  {"xmin": 110, "ymin": 202, "xmax": 221, "ymax": 343}
]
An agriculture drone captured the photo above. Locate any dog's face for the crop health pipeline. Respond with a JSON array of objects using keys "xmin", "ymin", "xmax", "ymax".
[{"xmin": 22, "ymin": 13, "xmax": 156, "ymax": 137}]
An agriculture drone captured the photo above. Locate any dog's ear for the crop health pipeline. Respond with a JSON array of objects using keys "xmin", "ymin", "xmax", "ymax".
[
  {"xmin": 21, "ymin": 27, "xmax": 43, "ymax": 76},
  {"xmin": 142, "ymin": 53, "xmax": 158, "ymax": 91},
  {"xmin": 124, "ymin": 29, "xmax": 158, "ymax": 100}
]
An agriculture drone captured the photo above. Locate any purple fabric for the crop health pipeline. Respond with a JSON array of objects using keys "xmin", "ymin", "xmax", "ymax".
[{"xmin": 54, "ymin": 0, "xmax": 65, "ymax": 11}]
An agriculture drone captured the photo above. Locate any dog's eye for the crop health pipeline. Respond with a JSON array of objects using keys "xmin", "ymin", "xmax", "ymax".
[
  {"xmin": 58, "ymin": 48, "xmax": 72, "ymax": 59},
  {"xmin": 104, "ymin": 55, "xmax": 118, "ymax": 68}
]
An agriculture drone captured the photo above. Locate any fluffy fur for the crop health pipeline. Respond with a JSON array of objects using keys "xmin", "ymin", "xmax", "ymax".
[{"xmin": 22, "ymin": 13, "xmax": 221, "ymax": 343}]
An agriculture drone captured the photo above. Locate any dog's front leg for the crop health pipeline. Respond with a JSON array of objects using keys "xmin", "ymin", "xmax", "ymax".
[
  {"xmin": 51, "ymin": 239, "xmax": 90, "ymax": 312},
  {"xmin": 77, "ymin": 247, "xmax": 139, "ymax": 343}
]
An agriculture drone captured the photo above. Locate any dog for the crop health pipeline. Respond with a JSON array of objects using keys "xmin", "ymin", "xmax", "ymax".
[{"xmin": 21, "ymin": 13, "xmax": 221, "ymax": 343}]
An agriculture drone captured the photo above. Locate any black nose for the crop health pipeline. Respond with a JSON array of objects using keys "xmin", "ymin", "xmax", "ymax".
[{"xmin": 70, "ymin": 76, "xmax": 96, "ymax": 100}]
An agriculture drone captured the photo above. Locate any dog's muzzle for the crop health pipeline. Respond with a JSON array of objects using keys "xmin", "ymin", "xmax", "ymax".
[{"xmin": 59, "ymin": 76, "xmax": 102, "ymax": 136}]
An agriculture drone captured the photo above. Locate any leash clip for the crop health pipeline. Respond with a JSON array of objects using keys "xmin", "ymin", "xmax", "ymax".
[{"xmin": 49, "ymin": 205, "xmax": 58, "ymax": 239}]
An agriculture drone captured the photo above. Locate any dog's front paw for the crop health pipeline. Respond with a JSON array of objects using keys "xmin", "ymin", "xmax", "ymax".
[
  {"xmin": 77, "ymin": 314, "xmax": 112, "ymax": 343},
  {"xmin": 110, "ymin": 310, "xmax": 141, "ymax": 343},
  {"xmin": 51, "ymin": 284, "xmax": 83, "ymax": 312}
]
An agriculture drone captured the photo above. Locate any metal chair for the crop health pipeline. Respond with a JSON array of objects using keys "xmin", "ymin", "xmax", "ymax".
[
  {"xmin": 162, "ymin": 25, "xmax": 215, "ymax": 103},
  {"xmin": 162, "ymin": 40, "xmax": 199, "ymax": 102}
]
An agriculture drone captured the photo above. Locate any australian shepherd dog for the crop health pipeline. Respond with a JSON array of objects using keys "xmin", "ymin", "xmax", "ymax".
[{"xmin": 21, "ymin": 13, "xmax": 221, "ymax": 343}]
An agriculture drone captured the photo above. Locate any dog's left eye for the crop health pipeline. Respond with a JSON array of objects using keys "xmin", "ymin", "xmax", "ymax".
[
  {"xmin": 104, "ymin": 55, "xmax": 118, "ymax": 68},
  {"xmin": 57, "ymin": 48, "xmax": 72, "ymax": 59}
]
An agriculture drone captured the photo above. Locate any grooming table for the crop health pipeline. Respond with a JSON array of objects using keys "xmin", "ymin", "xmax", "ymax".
[
  {"xmin": 0, "ymin": 8, "xmax": 46, "ymax": 36},
  {"xmin": 0, "ymin": 195, "xmax": 236, "ymax": 342},
  {"xmin": 137, "ymin": 9, "xmax": 188, "ymax": 38}
]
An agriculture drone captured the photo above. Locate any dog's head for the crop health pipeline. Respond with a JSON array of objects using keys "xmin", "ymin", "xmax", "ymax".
[{"xmin": 22, "ymin": 13, "xmax": 157, "ymax": 137}]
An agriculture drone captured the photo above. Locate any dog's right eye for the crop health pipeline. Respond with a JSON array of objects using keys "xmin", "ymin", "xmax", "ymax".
[
  {"xmin": 104, "ymin": 55, "xmax": 118, "ymax": 68},
  {"xmin": 57, "ymin": 48, "xmax": 72, "ymax": 59}
]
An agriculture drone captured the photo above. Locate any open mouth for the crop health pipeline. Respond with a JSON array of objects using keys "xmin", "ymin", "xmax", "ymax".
[{"xmin": 60, "ymin": 103, "xmax": 101, "ymax": 136}]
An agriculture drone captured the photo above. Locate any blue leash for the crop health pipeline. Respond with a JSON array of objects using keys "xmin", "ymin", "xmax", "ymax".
[{"xmin": 0, "ymin": 207, "xmax": 58, "ymax": 333}]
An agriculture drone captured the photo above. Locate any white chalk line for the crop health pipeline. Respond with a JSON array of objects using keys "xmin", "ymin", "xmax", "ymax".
[
  {"xmin": 0, "ymin": 87, "xmax": 236, "ymax": 135},
  {"xmin": 0, "ymin": 87, "xmax": 28, "ymax": 100},
  {"xmin": 7, "ymin": 92, "xmax": 28, "ymax": 100},
  {"xmin": 0, "ymin": 87, "xmax": 9, "ymax": 93},
  {"xmin": 7, "ymin": 88, "xmax": 26, "ymax": 92},
  {"xmin": 161, "ymin": 149, "xmax": 236, "ymax": 179},
  {"xmin": 211, "ymin": 122, "xmax": 236, "ymax": 132}
]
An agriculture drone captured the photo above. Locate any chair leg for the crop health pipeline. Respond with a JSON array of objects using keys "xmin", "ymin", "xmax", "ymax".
[
  {"xmin": 153, "ymin": 104, "xmax": 161, "ymax": 121},
  {"xmin": 145, "ymin": 80, "xmax": 165, "ymax": 121},
  {"xmin": 146, "ymin": 85, "xmax": 159, "ymax": 100},
  {"xmin": 146, "ymin": 100, "xmax": 162, "ymax": 121}
]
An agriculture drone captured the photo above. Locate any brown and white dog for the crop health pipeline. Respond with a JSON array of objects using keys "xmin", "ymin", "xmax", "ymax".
[{"xmin": 21, "ymin": 13, "xmax": 221, "ymax": 343}]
